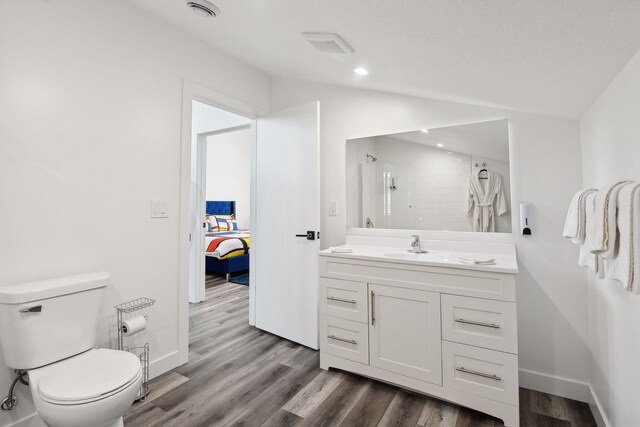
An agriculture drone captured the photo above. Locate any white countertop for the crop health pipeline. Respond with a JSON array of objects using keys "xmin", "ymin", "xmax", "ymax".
[{"xmin": 319, "ymin": 243, "xmax": 518, "ymax": 274}]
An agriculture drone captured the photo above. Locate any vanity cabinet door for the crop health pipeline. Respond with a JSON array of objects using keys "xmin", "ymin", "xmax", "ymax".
[{"xmin": 368, "ymin": 284, "xmax": 442, "ymax": 385}]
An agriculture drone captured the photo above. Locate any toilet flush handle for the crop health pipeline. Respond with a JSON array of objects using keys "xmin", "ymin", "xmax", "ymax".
[{"xmin": 19, "ymin": 305, "xmax": 42, "ymax": 314}]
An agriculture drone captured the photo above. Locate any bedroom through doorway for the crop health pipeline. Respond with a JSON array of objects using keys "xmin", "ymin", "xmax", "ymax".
[
  {"xmin": 187, "ymin": 100, "xmax": 256, "ymax": 356},
  {"xmin": 203, "ymin": 127, "xmax": 252, "ymax": 285}
]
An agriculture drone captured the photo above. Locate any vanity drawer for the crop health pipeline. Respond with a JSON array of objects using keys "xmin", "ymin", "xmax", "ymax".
[
  {"xmin": 320, "ymin": 316, "xmax": 369, "ymax": 365},
  {"xmin": 441, "ymin": 294, "xmax": 517, "ymax": 354},
  {"xmin": 320, "ymin": 278, "xmax": 368, "ymax": 323},
  {"xmin": 442, "ymin": 341, "xmax": 518, "ymax": 406}
]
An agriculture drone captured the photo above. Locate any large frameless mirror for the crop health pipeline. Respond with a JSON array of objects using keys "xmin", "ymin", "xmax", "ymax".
[{"xmin": 346, "ymin": 119, "xmax": 511, "ymax": 233}]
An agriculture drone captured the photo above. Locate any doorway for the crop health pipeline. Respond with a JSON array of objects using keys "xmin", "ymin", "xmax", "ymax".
[{"xmin": 178, "ymin": 81, "xmax": 321, "ymax": 367}]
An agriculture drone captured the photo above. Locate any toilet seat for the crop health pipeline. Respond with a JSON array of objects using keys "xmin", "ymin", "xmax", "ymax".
[{"xmin": 35, "ymin": 349, "xmax": 142, "ymax": 406}]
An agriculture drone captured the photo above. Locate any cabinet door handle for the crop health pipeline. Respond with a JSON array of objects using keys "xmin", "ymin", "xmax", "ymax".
[
  {"xmin": 327, "ymin": 296, "xmax": 356, "ymax": 304},
  {"xmin": 370, "ymin": 290, "xmax": 375, "ymax": 325},
  {"xmin": 327, "ymin": 335, "xmax": 357, "ymax": 345},
  {"xmin": 456, "ymin": 366, "xmax": 502, "ymax": 381},
  {"xmin": 454, "ymin": 318, "xmax": 501, "ymax": 329}
]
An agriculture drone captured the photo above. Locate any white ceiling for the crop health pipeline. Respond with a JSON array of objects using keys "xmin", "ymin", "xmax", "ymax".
[
  {"xmin": 388, "ymin": 120, "xmax": 510, "ymax": 163},
  {"xmin": 133, "ymin": 0, "xmax": 640, "ymax": 118}
]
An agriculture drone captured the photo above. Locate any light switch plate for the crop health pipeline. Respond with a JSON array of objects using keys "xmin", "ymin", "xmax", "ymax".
[
  {"xmin": 328, "ymin": 201, "xmax": 338, "ymax": 216},
  {"xmin": 151, "ymin": 200, "xmax": 168, "ymax": 218}
]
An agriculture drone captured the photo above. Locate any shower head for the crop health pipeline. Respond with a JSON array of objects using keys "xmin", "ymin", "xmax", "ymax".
[{"xmin": 366, "ymin": 154, "xmax": 378, "ymax": 163}]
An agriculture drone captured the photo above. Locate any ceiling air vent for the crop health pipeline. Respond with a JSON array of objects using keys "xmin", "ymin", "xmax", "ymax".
[
  {"xmin": 302, "ymin": 33, "xmax": 354, "ymax": 55},
  {"xmin": 186, "ymin": 0, "xmax": 220, "ymax": 18}
]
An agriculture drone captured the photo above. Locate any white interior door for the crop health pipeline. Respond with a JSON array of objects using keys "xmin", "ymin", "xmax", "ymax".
[{"xmin": 255, "ymin": 101, "xmax": 320, "ymax": 349}]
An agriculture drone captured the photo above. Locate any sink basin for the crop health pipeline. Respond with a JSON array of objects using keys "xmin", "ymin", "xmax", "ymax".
[{"xmin": 383, "ymin": 251, "xmax": 449, "ymax": 262}]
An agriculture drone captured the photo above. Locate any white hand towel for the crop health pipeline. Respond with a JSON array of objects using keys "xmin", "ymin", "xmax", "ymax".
[
  {"xmin": 590, "ymin": 181, "xmax": 633, "ymax": 257},
  {"xmin": 330, "ymin": 247, "xmax": 353, "ymax": 254},
  {"xmin": 458, "ymin": 257, "xmax": 496, "ymax": 265},
  {"xmin": 563, "ymin": 189, "xmax": 596, "ymax": 244},
  {"xmin": 605, "ymin": 183, "xmax": 640, "ymax": 293},
  {"xmin": 579, "ymin": 192, "xmax": 604, "ymax": 277}
]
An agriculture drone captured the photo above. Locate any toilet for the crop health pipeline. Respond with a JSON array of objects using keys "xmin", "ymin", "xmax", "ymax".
[{"xmin": 0, "ymin": 272, "xmax": 142, "ymax": 427}]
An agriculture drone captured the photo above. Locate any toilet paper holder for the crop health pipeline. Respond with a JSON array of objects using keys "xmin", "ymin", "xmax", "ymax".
[{"xmin": 115, "ymin": 297, "xmax": 155, "ymax": 401}]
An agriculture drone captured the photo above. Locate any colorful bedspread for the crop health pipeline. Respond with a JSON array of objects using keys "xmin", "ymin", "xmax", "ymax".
[{"xmin": 205, "ymin": 231, "xmax": 250, "ymax": 260}]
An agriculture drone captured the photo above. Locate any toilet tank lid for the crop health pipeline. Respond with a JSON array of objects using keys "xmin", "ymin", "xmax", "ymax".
[{"xmin": 0, "ymin": 272, "xmax": 110, "ymax": 304}]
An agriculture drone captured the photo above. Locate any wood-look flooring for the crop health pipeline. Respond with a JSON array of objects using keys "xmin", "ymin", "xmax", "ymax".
[{"xmin": 125, "ymin": 275, "xmax": 597, "ymax": 427}]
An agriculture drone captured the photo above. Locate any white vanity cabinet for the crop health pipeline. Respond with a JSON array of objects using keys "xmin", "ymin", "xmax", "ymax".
[{"xmin": 319, "ymin": 251, "xmax": 520, "ymax": 427}]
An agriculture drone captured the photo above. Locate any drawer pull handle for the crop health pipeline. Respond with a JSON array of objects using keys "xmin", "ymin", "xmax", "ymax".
[
  {"xmin": 454, "ymin": 318, "xmax": 501, "ymax": 329},
  {"xmin": 327, "ymin": 296, "xmax": 357, "ymax": 304},
  {"xmin": 456, "ymin": 366, "xmax": 502, "ymax": 381},
  {"xmin": 327, "ymin": 335, "xmax": 357, "ymax": 345},
  {"xmin": 370, "ymin": 291, "xmax": 375, "ymax": 326}
]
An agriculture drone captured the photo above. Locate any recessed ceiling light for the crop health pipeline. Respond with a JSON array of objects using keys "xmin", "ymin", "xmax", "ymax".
[
  {"xmin": 354, "ymin": 67, "xmax": 369, "ymax": 76},
  {"xmin": 420, "ymin": 129, "xmax": 429, "ymax": 133},
  {"xmin": 437, "ymin": 143, "xmax": 444, "ymax": 148},
  {"xmin": 186, "ymin": 0, "xmax": 220, "ymax": 18}
]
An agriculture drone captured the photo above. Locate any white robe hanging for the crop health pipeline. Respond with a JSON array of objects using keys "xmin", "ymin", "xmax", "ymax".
[{"xmin": 467, "ymin": 171, "xmax": 508, "ymax": 232}]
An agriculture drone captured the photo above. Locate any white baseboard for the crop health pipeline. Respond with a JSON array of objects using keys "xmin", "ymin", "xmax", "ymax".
[
  {"xmin": 519, "ymin": 368, "xmax": 589, "ymax": 402},
  {"xmin": 6, "ymin": 413, "xmax": 46, "ymax": 427},
  {"xmin": 587, "ymin": 384, "xmax": 611, "ymax": 427},
  {"xmin": 519, "ymin": 369, "xmax": 611, "ymax": 425},
  {"xmin": 150, "ymin": 350, "xmax": 180, "ymax": 380}
]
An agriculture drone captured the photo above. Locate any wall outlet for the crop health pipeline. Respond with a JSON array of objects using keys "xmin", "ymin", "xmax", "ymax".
[
  {"xmin": 151, "ymin": 200, "xmax": 168, "ymax": 218},
  {"xmin": 328, "ymin": 201, "xmax": 338, "ymax": 216}
]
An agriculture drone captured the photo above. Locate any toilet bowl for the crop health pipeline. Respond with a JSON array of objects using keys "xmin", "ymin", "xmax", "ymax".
[{"xmin": 28, "ymin": 348, "xmax": 142, "ymax": 427}]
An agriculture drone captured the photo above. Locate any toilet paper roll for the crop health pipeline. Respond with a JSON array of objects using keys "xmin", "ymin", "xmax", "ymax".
[{"xmin": 121, "ymin": 315, "xmax": 146, "ymax": 336}]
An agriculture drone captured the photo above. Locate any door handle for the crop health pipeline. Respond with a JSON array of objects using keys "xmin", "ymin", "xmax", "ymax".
[{"xmin": 295, "ymin": 231, "xmax": 317, "ymax": 240}]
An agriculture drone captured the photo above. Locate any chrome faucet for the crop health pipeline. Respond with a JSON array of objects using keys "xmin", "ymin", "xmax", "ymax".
[{"xmin": 408, "ymin": 235, "xmax": 427, "ymax": 253}]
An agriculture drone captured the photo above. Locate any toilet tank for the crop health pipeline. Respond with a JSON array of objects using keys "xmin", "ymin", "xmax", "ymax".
[{"xmin": 0, "ymin": 272, "xmax": 109, "ymax": 370}]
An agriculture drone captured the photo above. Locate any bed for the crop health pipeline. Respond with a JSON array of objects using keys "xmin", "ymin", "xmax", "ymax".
[{"xmin": 204, "ymin": 201, "xmax": 250, "ymax": 281}]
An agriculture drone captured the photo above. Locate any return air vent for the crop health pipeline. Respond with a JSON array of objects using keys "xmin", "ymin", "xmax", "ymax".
[
  {"xmin": 302, "ymin": 33, "xmax": 354, "ymax": 55},
  {"xmin": 185, "ymin": 0, "xmax": 220, "ymax": 18}
]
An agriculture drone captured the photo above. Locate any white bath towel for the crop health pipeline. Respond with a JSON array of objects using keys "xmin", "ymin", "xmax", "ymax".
[
  {"xmin": 579, "ymin": 191, "xmax": 604, "ymax": 277},
  {"xmin": 605, "ymin": 183, "xmax": 640, "ymax": 293},
  {"xmin": 563, "ymin": 188, "xmax": 596, "ymax": 245},
  {"xmin": 590, "ymin": 181, "xmax": 633, "ymax": 258}
]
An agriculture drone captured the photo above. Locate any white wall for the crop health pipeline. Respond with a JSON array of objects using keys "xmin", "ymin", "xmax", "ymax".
[
  {"xmin": 206, "ymin": 128, "xmax": 252, "ymax": 229},
  {"xmin": 271, "ymin": 77, "xmax": 590, "ymax": 399},
  {"xmin": 579, "ymin": 48, "xmax": 640, "ymax": 427},
  {"xmin": 0, "ymin": 1, "xmax": 269, "ymax": 425}
]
